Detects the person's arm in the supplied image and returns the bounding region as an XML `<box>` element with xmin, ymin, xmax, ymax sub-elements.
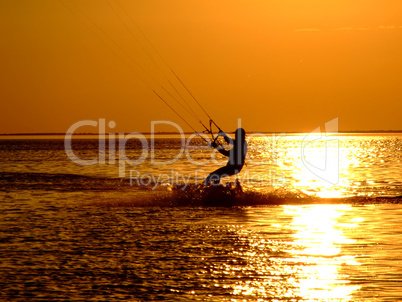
<box><xmin>211</xmin><ymin>141</ymin><xmax>230</xmax><ymax>157</ymax></box>
<box><xmin>218</xmin><ymin>130</ymin><xmax>234</xmax><ymax>145</ymax></box>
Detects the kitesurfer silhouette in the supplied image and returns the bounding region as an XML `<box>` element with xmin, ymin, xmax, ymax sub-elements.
<box><xmin>203</xmin><ymin>128</ymin><xmax>247</xmax><ymax>185</ymax></box>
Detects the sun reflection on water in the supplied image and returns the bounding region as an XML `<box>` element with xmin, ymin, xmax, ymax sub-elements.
<box><xmin>275</xmin><ymin>136</ymin><xmax>356</xmax><ymax>198</ymax></box>
<box><xmin>247</xmin><ymin>135</ymin><xmax>397</xmax><ymax>198</ymax></box>
<box><xmin>225</xmin><ymin>206</ymin><xmax>362</xmax><ymax>301</ymax></box>
<box><xmin>284</xmin><ymin>205</ymin><xmax>361</xmax><ymax>300</ymax></box>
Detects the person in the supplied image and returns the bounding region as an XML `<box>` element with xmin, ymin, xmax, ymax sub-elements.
<box><xmin>203</xmin><ymin>128</ymin><xmax>247</xmax><ymax>185</ymax></box>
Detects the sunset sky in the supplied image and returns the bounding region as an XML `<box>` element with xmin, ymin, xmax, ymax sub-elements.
<box><xmin>1</xmin><ymin>0</ymin><xmax>401</xmax><ymax>134</ymax></box>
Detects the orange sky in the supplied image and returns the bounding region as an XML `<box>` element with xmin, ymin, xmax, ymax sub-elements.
<box><xmin>1</xmin><ymin>0</ymin><xmax>401</xmax><ymax>134</ymax></box>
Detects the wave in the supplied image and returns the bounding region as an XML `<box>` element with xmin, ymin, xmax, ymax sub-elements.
<box><xmin>0</xmin><ymin>172</ymin><xmax>136</xmax><ymax>192</ymax></box>
<box><xmin>2</xmin><ymin>172</ymin><xmax>401</xmax><ymax>206</ymax></box>
<box><xmin>91</xmin><ymin>183</ymin><xmax>402</xmax><ymax>207</ymax></box>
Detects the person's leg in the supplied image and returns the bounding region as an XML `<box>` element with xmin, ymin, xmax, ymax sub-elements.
<box><xmin>203</xmin><ymin>166</ymin><xmax>238</xmax><ymax>185</ymax></box>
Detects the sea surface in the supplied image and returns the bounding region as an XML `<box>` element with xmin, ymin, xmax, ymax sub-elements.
<box><xmin>1</xmin><ymin>133</ymin><xmax>402</xmax><ymax>301</ymax></box>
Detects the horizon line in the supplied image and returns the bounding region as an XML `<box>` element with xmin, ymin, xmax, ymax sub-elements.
<box><xmin>1</xmin><ymin>130</ymin><xmax>402</xmax><ymax>136</ymax></box>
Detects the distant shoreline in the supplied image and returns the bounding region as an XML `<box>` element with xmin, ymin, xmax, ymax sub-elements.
<box><xmin>1</xmin><ymin>130</ymin><xmax>402</xmax><ymax>136</ymax></box>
